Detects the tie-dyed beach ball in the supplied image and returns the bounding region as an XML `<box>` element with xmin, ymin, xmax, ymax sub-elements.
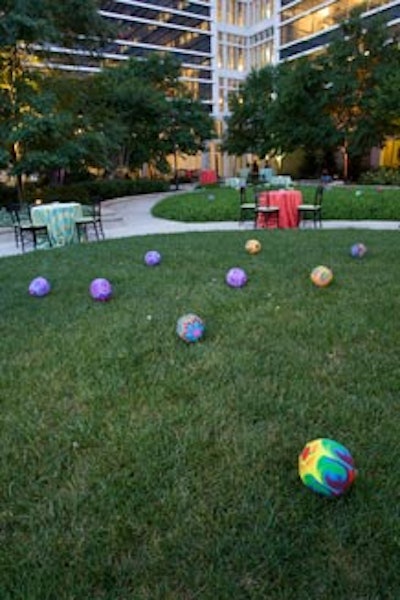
<box><xmin>310</xmin><ymin>265</ymin><xmax>333</xmax><ymax>287</ymax></box>
<box><xmin>176</xmin><ymin>313</ymin><xmax>205</xmax><ymax>343</ymax></box>
<box><xmin>298</xmin><ymin>438</ymin><xmax>356</xmax><ymax>498</ymax></box>
<box><xmin>350</xmin><ymin>243</ymin><xmax>367</xmax><ymax>258</ymax></box>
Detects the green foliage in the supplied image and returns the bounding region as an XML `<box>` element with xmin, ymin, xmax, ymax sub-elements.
<box><xmin>318</xmin><ymin>10</ymin><xmax>399</xmax><ymax>174</ymax></box>
<box><xmin>92</xmin><ymin>55</ymin><xmax>215</xmax><ymax>174</ymax></box>
<box><xmin>359</xmin><ymin>168</ymin><xmax>400</xmax><ymax>186</ymax></box>
<box><xmin>0</xmin><ymin>0</ymin><xmax>112</xmax><ymax>199</ymax></box>
<box><xmin>224</xmin><ymin>66</ymin><xmax>276</xmax><ymax>156</ymax></box>
<box><xmin>0</xmin><ymin>231</ymin><xmax>399</xmax><ymax>598</ymax></box>
<box><xmin>0</xmin><ymin>178</ymin><xmax>170</xmax><ymax>207</ymax></box>
<box><xmin>224</xmin><ymin>11</ymin><xmax>400</xmax><ymax>178</ymax></box>
<box><xmin>152</xmin><ymin>185</ymin><xmax>400</xmax><ymax>222</ymax></box>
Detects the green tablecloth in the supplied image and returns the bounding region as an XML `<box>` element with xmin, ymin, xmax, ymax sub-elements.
<box><xmin>31</xmin><ymin>202</ymin><xmax>83</xmax><ymax>247</ymax></box>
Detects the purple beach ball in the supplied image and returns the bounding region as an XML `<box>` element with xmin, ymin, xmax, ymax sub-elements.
<box><xmin>144</xmin><ymin>250</ymin><xmax>162</xmax><ymax>266</ymax></box>
<box><xmin>29</xmin><ymin>276</ymin><xmax>51</xmax><ymax>297</ymax></box>
<box><xmin>225</xmin><ymin>267</ymin><xmax>248</xmax><ymax>288</ymax></box>
<box><xmin>89</xmin><ymin>278</ymin><xmax>113</xmax><ymax>301</ymax></box>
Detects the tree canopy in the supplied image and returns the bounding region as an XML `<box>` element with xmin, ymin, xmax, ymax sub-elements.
<box><xmin>0</xmin><ymin>0</ymin><xmax>110</xmax><ymax>197</ymax></box>
<box><xmin>89</xmin><ymin>54</ymin><xmax>215</xmax><ymax>175</ymax></box>
<box><xmin>223</xmin><ymin>10</ymin><xmax>400</xmax><ymax>178</ymax></box>
<box><xmin>0</xmin><ymin>3</ymin><xmax>215</xmax><ymax>196</ymax></box>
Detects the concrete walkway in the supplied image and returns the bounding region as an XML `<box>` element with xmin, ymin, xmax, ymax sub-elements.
<box><xmin>1</xmin><ymin>190</ymin><xmax>398</xmax><ymax>259</ymax></box>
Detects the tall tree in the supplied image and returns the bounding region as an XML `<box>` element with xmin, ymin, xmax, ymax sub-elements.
<box><xmin>317</xmin><ymin>10</ymin><xmax>400</xmax><ymax>178</ymax></box>
<box><xmin>0</xmin><ymin>0</ymin><xmax>110</xmax><ymax>198</ymax></box>
<box><xmin>223</xmin><ymin>66</ymin><xmax>276</xmax><ymax>157</ymax></box>
<box><xmin>223</xmin><ymin>11</ymin><xmax>399</xmax><ymax>179</ymax></box>
<box><xmin>91</xmin><ymin>55</ymin><xmax>215</xmax><ymax>177</ymax></box>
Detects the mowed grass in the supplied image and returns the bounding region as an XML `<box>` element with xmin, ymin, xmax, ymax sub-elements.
<box><xmin>152</xmin><ymin>184</ymin><xmax>400</xmax><ymax>222</ymax></box>
<box><xmin>1</xmin><ymin>230</ymin><xmax>400</xmax><ymax>600</ymax></box>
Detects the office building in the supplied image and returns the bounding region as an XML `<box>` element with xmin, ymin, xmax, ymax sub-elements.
<box><xmin>44</xmin><ymin>1</ymin><xmax>400</xmax><ymax>173</ymax></box>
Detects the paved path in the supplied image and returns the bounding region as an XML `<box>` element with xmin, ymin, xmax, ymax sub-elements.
<box><xmin>1</xmin><ymin>190</ymin><xmax>398</xmax><ymax>259</ymax></box>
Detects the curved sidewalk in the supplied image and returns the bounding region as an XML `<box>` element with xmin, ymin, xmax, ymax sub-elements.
<box><xmin>0</xmin><ymin>191</ymin><xmax>398</xmax><ymax>258</ymax></box>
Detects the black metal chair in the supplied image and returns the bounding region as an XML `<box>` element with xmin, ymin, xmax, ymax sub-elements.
<box><xmin>239</xmin><ymin>184</ymin><xmax>257</xmax><ymax>225</ymax></box>
<box><xmin>75</xmin><ymin>196</ymin><xmax>105</xmax><ymax>241</ymax></box>
<box><xmin>8</xmin><ymin>203</ymin><xmax>51</xmax><ymax>252</ymax></box>
<box><xmin>254</xmin><ymin>189</ymin><xmax>280</xmax><ymax>229</ymax></box>
<box><xmin>297</xmin><ymin>184</ymin><xmax>324</xmax><ymax>228</ymax></box>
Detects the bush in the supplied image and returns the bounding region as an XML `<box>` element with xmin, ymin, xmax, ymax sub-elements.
<box><xmin>359</xmin><ymin>167</ymin><xmax>400</xmax><ymax>186</ymax></box>
<box><xmin>0</xmin><ymin>178</ymin><xmax>170</xmax><ymax>207</ymax></box>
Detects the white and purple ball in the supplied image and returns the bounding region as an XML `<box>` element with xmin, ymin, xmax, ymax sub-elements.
<box><xmin>225</xmin><ymin>267</ymin><xmax>248</xmax><ymax>288</ymax></box>
<box><xmin>89</xmin><ymin>278</ymin><xmax>113</xmax><ymax>302</ymax></box>
<box><xmin>176</xmin><ymin>314</ymin><xmax>205</xmax><ymax>343</ymax></box>
<box><xmin>350</xmin><ymin>243</ymin><xmax>367</xmax><ymax>259</ymax></box>
<box><xmin>29</xmin><ymin>276</ymin><xmax>51</xmax><ymax>297</ymax></box>
<box><xmin>144</xmin><ymin>250</ymin><xmax>162</xmax><ymax>266</ymax></box>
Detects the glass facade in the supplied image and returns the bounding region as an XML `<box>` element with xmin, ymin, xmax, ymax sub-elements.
<box><xmin>279</xmin><ymin>0</ymin><xmax>400</xmax><ymax>60</ymax></box>
<box><xmin>42</xmin><ymin>0</ymin><xmax>398</xmax><ymax>118</ymax></box>
<box><xmin>44</xmin><ymin>1</ymin><xmax>213</xmax><ymax>106</ymax></box>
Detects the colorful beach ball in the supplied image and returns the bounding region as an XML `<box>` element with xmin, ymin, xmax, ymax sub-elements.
<box><xmin>350</xmin><ymin>243</ymin><xmax>367</xmax><ymax>259</ymax></box>
<box><xmin>226</xmin><ymin>267</ymin><xmax>248</xmax><ymax>288</ymax></box>
<box><xmin>144</xmin><ymin>250</ymin><xmax>162</xmax><ymax>266</ymax></box>
<box><xmin>29</xmin><ymin>276</ymin><xmax>51</xmax><ymax>297</ymax></box>
<box><xmin>298</xmin><ymin>438</ymin><xmax>356</xmax><ymax>498</ymax></box>
<box><xmin>89</xmin><ymin>278</ymin><xmax>113</xmax><ymax>301</ymax></box>
<box><xmin>245</xmin><ymin>239</ymin><xmax>262</xmax><ymax>255</ymax></box>
<box><xmin>310</xmin><ymin>265</ymin><xmax>333</xmax><ymax>288</ymax></box>
<box><xmin>176</xmin><ymin>313</ymin><xmax>205</xmax><ymax>343</ymax></box>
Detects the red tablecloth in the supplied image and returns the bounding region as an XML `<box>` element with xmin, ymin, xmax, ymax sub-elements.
<box><xmin>257</xmin><ymin>190</ymin><xmax>302</xmax><ymax>228</ymax></box>
<box><xmin>199</xmin><ymin>170</ymin><xmax>217</xmax><ymax>185</ymax></box>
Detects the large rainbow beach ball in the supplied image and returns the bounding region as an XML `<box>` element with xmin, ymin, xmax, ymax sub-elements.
<box><xmin>144</xmin><ymin>250</ymin><xmax>162</xmax><ymax>266</ymax></box>
<box><xmin>29</xmin><ymin>276</ymin><xmax>51</xmax><ymax>297</ymax></box>
<box><xmin>310</xmin><ymin>265</ymin><xmax>333</xmax><ymax>288</ymax></box>
<box><xmin>350</xmin><ymin>243</ymin><xmax>367</xmax><ymax>259</ymax></box>
<box><xmin>298</xmin><ymin>438</ymin><xmax>356</xmax><ymax>498</ymax></box>
<box><xmin>176</xmin><ymin>313</ymin><xmax>205</xmax><ymax>343</ymax></box>
<box><xmin>89</xmin><ymin>278</ymin><xmax>113</xmax><ymax>301</ymax></box>
<box><xmin>226</xmin><ymin>267</ymin><xmax>248</xmax><ymax>288</ymax></box>
<box><xmin>245</xmin><ymin>239</ymin><xmax>262</xmax><ymax>255</ymax></box>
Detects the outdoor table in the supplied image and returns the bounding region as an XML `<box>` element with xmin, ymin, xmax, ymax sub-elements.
<box><xmin>199</xmin><ymin>170</ymin><xmax>217</xmax><ymax>185</ymax></box>
<box><xmin>257</xmin><ymin>190</ymin><xmax>302</xmax><ymax>228</ymax></box>
<box><xmin>31</xmin><ymin>202</ymin><xmax>83</xmax><ymax>247</ymax></box>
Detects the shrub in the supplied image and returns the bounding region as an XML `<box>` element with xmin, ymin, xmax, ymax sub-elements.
<box><xmin>359</xmin><ymin>167</ymin><xmax>400</xmax><ymax>186</ymax></box>
<box><xmin>0</xmin><ymin>178</ymin><xmax>170</xmax><ymax>207</ymax></box>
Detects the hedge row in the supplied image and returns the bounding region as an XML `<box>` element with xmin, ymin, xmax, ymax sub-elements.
<box><xmin>359</xmin><ymin>168</ymin><xmax>400</xmax><ymax>186</ymax></box>
<box><xmin>0</xmin><ymin>178</ymin><xmax>170</xmax><ymax>206</ymax></box>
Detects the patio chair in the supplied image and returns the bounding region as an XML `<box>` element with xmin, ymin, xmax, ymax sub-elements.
<box><xmin>297</xmin><ymin>184</ymin><xmax>324</xmax><ymax>228</ymax></box>
<box><xmin>8</xmin><ymin>203</ymin><xmax>51</xmax><ymax>252</ymax></box>
<box><xmin>254</xmin><ymin>189</ymin><xmax>280</xmax><ymax>229</ymax></box>
<box><xmin>75</xmin><ymin>196</ymin><xmax>105</xmax><ymax>241</ymax></box>
<box><xmin>239</xmin><ymin>184</ymin><xmax>257</xmax><ymax>225</ymax></box>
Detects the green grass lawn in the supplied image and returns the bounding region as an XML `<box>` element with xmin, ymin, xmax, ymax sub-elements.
<box><xmin>1</xmin><ymin>230</ymin><xmax>400</xmax><ymax>600</ymax></box>
<box><xmin>152</xmin><ymin>184</ymin><xmax>400</xmax><ymax>222</ymax></box>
